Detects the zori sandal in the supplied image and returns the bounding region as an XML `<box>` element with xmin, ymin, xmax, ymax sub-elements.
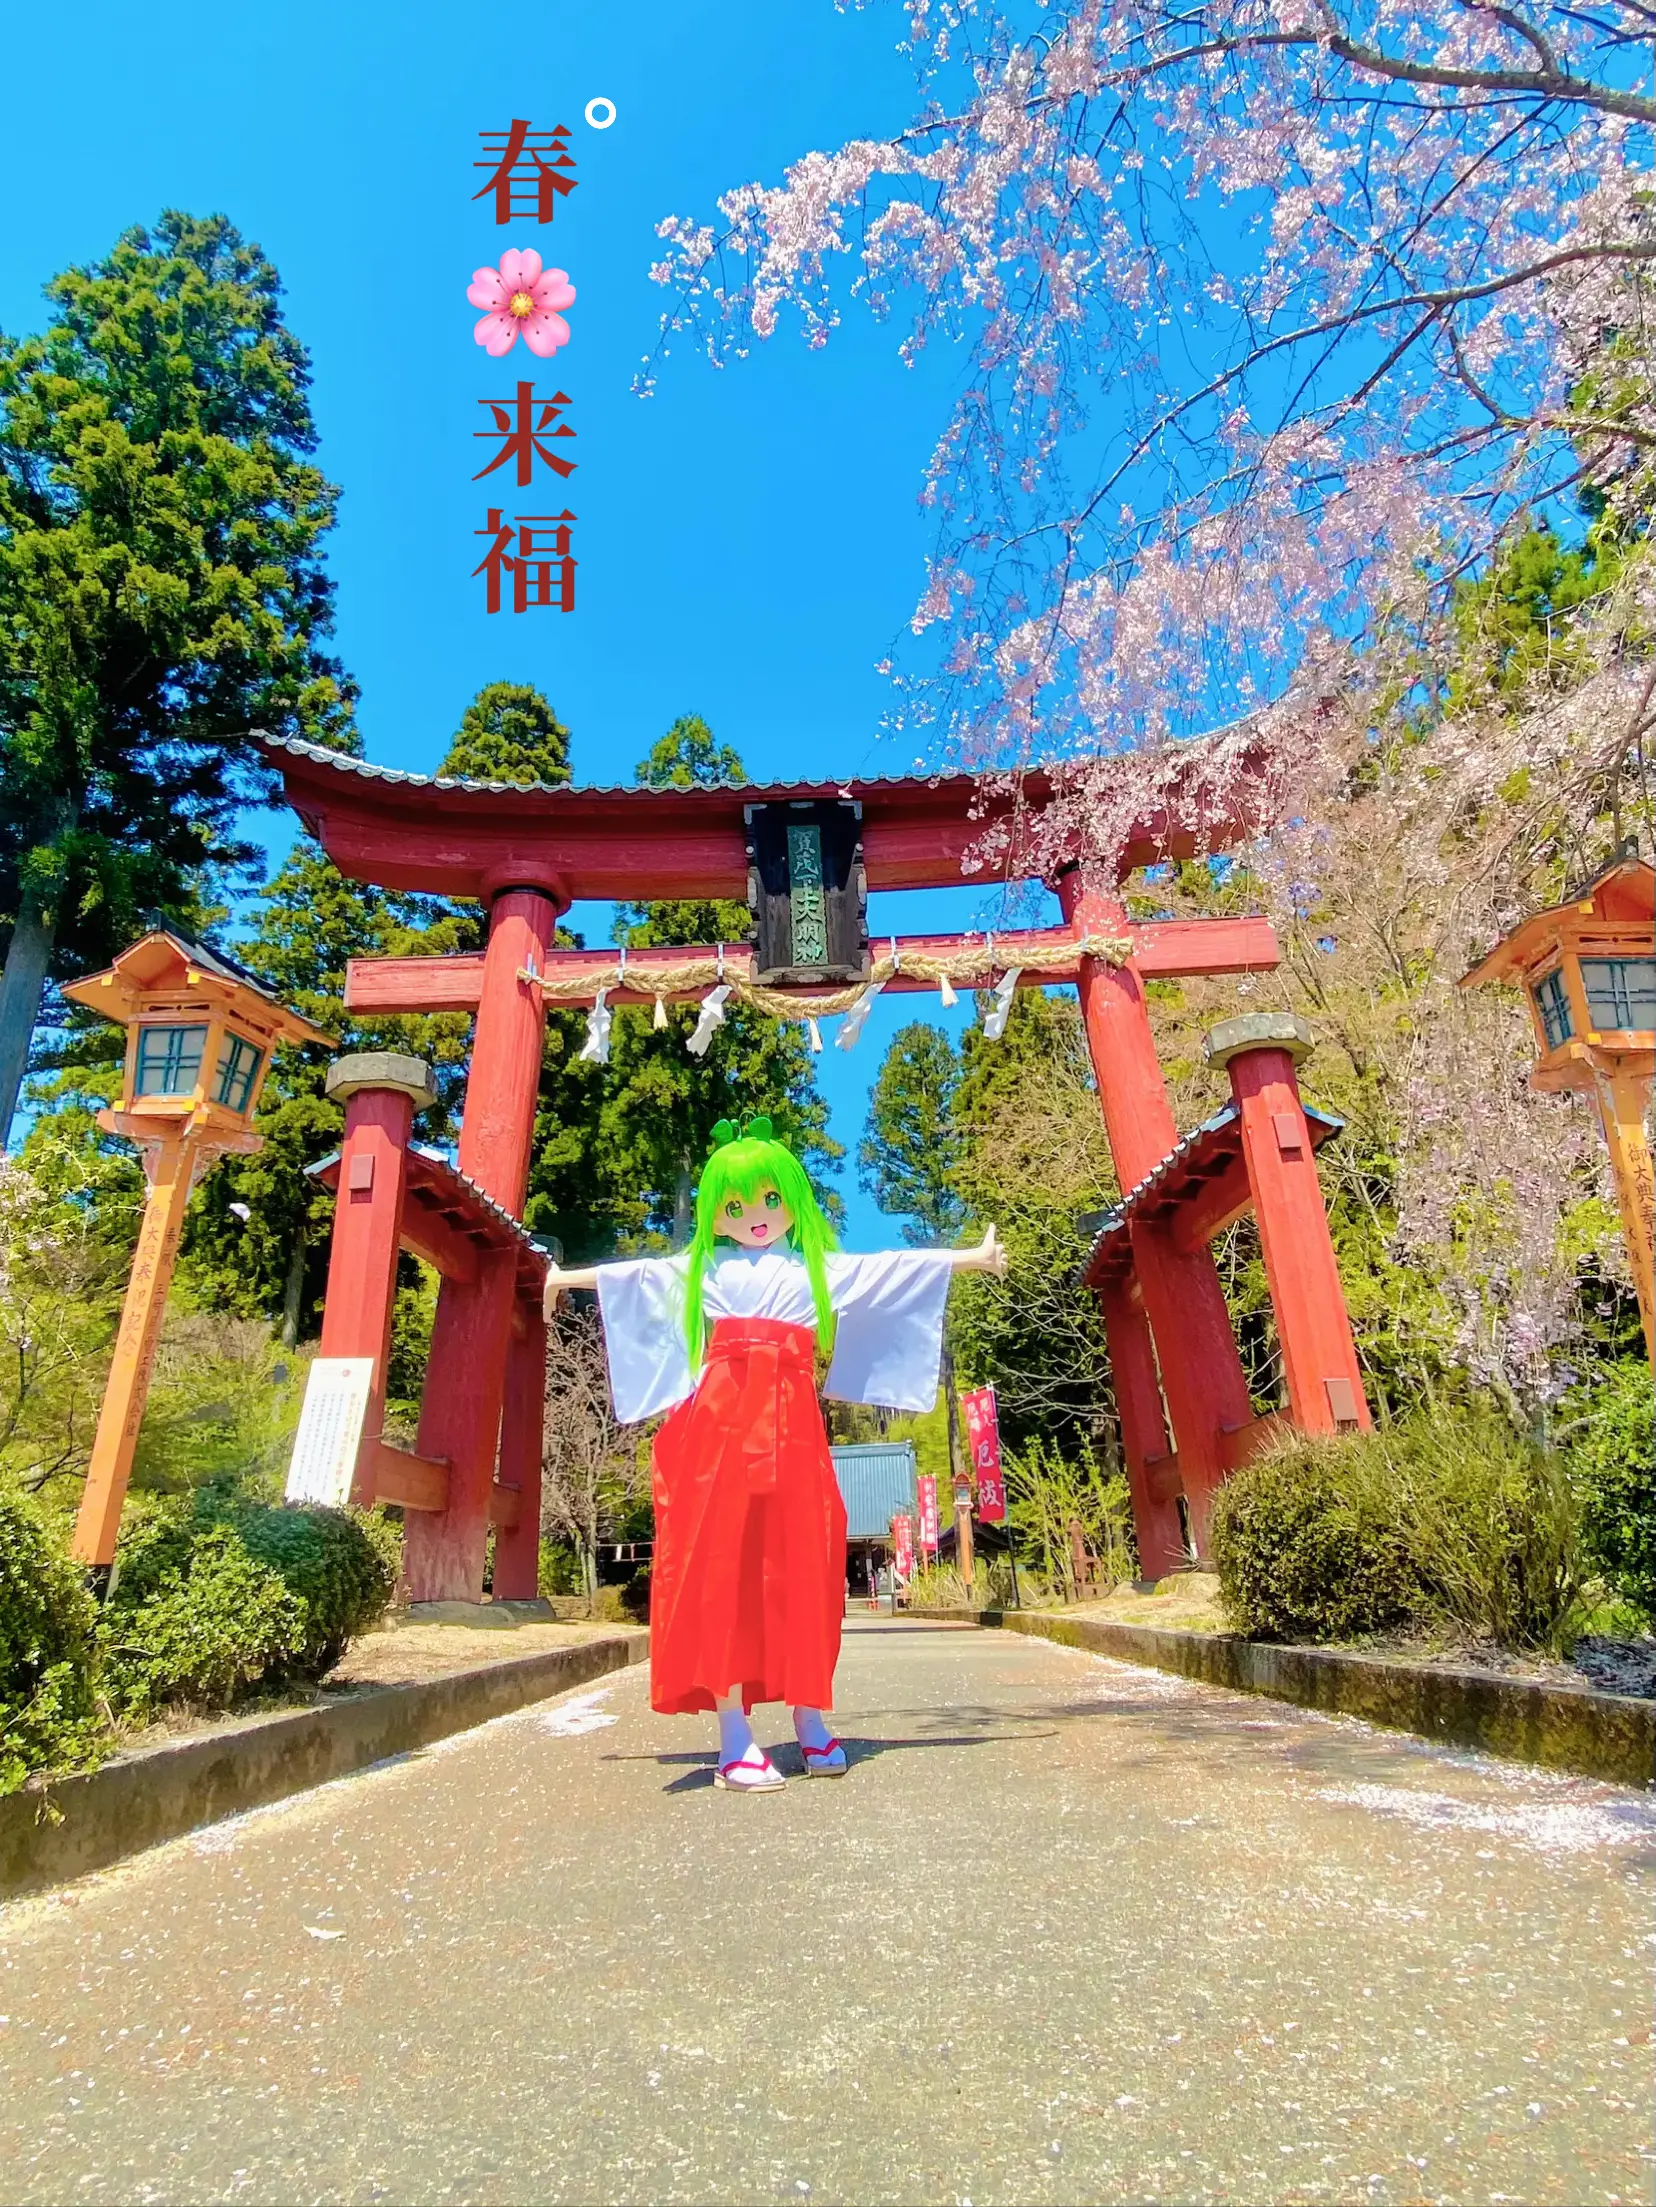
<box><xmin>713</xmin><ymin>1754</ymin><xmax>787</xmax><ymax>1792</ymax></box>
<box><xmin>800</xmin><ymin>1738</ymin><xmax>848</xmax><ymax>1777</ymax></box>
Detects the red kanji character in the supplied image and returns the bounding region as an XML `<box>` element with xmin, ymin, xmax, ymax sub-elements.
<box><xmin>474</xmin><ymin>120</ymin><xmax>577</xmax><ymax>224</ymax></box>
<box><xmin>473</xmin><ymin>508</ymin><xmax>577</xmax><ymax>614</ymax></box>
<box><xmin>474</xmin><ymin>382</ymin><xmax>577</xmax><ymax>486</ymax></box>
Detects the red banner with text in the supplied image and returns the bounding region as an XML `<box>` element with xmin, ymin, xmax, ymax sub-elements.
<box><xmin>962</xmin><ymin>1386</ymin><xmax>1006</xmax><ymax>1522</ymax></box>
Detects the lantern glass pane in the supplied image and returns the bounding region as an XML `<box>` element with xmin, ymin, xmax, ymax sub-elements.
<box><xmin>1532</xmin><ymin>969</ymin><xmax>1573</xmax><ymax>1050</ymax></box>
<box><xmin>213</xmin><ymin>1032</ymin><xmax>263</xmax><ymax>1113</ymax></box>
<box><xmin>134</xmin><ymin>1023</ymin><xmax>208</xmax><ymax>1097</ymax></box>
<box><xmin>1581</xmin><ymin>957</ymin><xmax>1656</xmax><ymax>1032</ymax></box>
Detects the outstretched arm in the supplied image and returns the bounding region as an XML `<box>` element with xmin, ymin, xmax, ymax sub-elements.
<box><xmin>542</xmin><ymin>1260</ymin><xmax>602</xmax><ymax>1319</ymax></box>
<box><xmin>945</xmin><ymin>1224</ymin><xmax>1008</xmax><ymax>1276</ymax></box>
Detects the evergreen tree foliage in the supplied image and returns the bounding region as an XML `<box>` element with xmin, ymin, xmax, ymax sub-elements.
<box><xmin>441</xmin><ymin>682</ymin><xmax>571</xmax><ymax>787</ymax></box>
<box><xmin>0</xmin><ymin>211</ymin><xmax>357</xmax><ymax>1144</ymax></box>
<box><xmin>633</xmin><ymin>713</ymin><xmax>743</xmax><ymax>791</ymax></box>
<box><xmin>857</xmin><ymin>1022</ymin><xmax>964</xmax><ymax>1245</ymax></box>
<box><xmin>1448</xmin><ymin>518</ymin><xmax>1633</xmax><ymax>712</ymax></box>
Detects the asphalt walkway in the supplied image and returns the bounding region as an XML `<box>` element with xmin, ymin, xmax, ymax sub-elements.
<box><xmin>2</xmin><ymin>1618</ymin><xmax>1651</xmax><ymax>2204</ymax></box>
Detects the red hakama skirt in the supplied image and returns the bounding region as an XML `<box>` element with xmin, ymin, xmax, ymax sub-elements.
<box><xmin>648</xmin><ymin>1316</ymin><xmax>848</xmax><ymax>1715</ymax></box>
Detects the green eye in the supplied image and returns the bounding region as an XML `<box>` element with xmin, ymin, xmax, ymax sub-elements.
<box><xmin>765</xmin><ymin>1191</ymin><xmax>782</xmax><ymax>1210</ymax></box>
<box><xmin>725</xmin><ymin>1200</ymin><xmax>743</xmax><ymax>1220</ymax></box>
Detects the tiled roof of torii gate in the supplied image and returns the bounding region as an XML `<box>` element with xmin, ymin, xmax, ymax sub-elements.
<box><xmin>256</xmin><ymin>732</ymin><xmax>1264</xmax><ymax>903</ymax></box>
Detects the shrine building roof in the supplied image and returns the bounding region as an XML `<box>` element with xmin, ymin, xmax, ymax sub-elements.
<box><xmin>258</xmin><ymin>732</ymin><xmax>1259</xmax><ymax>904</ymax></box>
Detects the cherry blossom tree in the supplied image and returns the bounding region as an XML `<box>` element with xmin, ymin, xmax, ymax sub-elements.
<box><xmin>645</xmin><ymin>0</ymin><xmax>1654</xmax><ymax>874</ymax></box>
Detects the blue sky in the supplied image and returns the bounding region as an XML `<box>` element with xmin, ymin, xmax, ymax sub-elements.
<box><xmin>0</xmin><ymin>0</ymin><xmax>1059</xmax><ymax>1237</ymax></box>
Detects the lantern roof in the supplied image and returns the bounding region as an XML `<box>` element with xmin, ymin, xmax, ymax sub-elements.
<box><xmin>1460</xmin><ymin>856</ymin><xmax>1655</xmax><ymax>990</ymax></box>
<box><xmin>61</xmin><ymin>925</ymin><xmax>332</xmax><ymax>1048</ymax></box>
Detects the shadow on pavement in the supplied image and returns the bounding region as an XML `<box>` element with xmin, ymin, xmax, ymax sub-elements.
<box><xmin>604</xmin><ymin>1725</ymin><xmax>1057</xmax><ymax>1792</ymax></box>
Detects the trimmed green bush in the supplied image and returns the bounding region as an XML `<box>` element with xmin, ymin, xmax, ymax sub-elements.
<box><xmin>102</xmin><ymin>1495</ymin><xmax>401</xmax><ymax>1718</ymax></box>
<box><xmin>100</xmin><ymin>1520</ymin><xmax>305</xmax><ymax>1720</ymax></box>
<box><xmin>1211</xmin><ymin>1410</ymin><xmax>1585</xmax><ymax>1650</ymax></box>
<box><xmin>228</xmin><ymin>1503</ymin><xmax>400</xmax><ymax>1678</ymax></box>
<box><xmin>0</xmin><ymin>1487</ymin><xmax>105</xmax><ymax>1794</ymax></box>
<box><xmin>1210</xmin><ymin>1433</ymin><xmax>1418</xmax><ymax>1642</ymax></box>
<box><xmin>1385</xmin><ymin>1409</ymin><xmax>1582</xmax><ymax>1649</ymax></box>
<box><xmin>1569</xmin><ymin>1359</ymin><xmax>1655</xmax><ymax>1626</ymax></box>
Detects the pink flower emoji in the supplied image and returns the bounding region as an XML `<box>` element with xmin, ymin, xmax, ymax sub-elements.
<box><xmin>467</xmin><ymin>249</ymin><xmax>575</xmax><ymax>358</ymax></box>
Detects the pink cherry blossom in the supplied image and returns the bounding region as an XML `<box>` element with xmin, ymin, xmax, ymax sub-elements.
<box><xmin>467</xmin><ymin>249</ymin><xmax>575</xmax><ymax>358</ymax></box>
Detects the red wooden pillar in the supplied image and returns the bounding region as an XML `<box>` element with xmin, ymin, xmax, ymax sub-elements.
<box><xmin>458</xmin><ymin>876</ymin><xmax>565</xmax><ymax>1212</ymax></box>
<box><xmin>1206</xmin><ymin>1014</ymin><xmax>1371</xmax><ymax>1434</ymax></box>
<box><xmin>407</xmin><ymin>1246</ymin><xmax>518</xmax><ymax>1599</ymax></box>
<box><xmin>1058</xmin><ymin>869</ymin><xmax>1254</xmax><ymax>1557</ymax></box>
<box><xmin>1096</xmin><ymin>1268</ymin><xmax>1186</xmax><ymax>1579</ymax></box>
<box><xmin>491</xmin><ymin>1305</ymin><xmax>547</xmax><ymax>1600</ymax></box>
<box><xmin>404</xmin><ymin>875</ymin><xmax>562</xmax><ymax>1603</ymax></box>
<box><xmin>316</xmin><ymin>1054</ymin><xmax>436</xmax><ymax>1505</ymax></box>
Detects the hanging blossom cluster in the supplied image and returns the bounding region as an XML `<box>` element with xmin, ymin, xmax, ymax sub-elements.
<box><xmin>642</xmin><ymin>0</ymin><xmax>1655</xmax><ymax>870</ymax></box>
<box><xmin>1391</xmin><ymin>986</ymin><xmax>1616</xmax><ymax>1403</ymax></box>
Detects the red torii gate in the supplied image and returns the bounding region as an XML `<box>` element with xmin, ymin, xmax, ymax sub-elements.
<box><xmin>265</xmin><ymin>734</ymin><xmax>1369</xmax><ymax>1603</ymax></box>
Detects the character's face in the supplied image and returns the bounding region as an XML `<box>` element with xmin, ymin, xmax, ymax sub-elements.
<box><xmin>717</xmin><ymin>1183</ymin><xmax>794</xmax><ymax>1247</ymax></box>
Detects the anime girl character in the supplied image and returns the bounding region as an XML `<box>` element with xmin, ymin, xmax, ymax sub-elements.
<box><xmin>539</xmin><ymin>1117</ymin><xmax>1006</xmax><ymax>1791</ymax></box>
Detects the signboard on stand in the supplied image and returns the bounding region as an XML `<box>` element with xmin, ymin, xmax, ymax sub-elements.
<box><xmin>962</xmin><ymin>1385</ymin><xmax>1007</xmax><ymax>1522</ymax></box>
<box><xmin>286</xmin><ymin>1358</ymin><xmax>375</xmax><ymax>1508</ymax></box>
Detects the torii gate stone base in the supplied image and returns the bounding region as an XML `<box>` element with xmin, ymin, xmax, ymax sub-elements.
<box><xmin>268</xmin><ymin>735</ymin><xmax>1371</xmax><ymax>1603</ymax></box>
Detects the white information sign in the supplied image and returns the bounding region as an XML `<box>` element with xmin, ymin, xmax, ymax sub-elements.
<box><xmin>285</xmin><ymin>1357</ymin><xmax>375</xmax><ymax>1508</ymax></box>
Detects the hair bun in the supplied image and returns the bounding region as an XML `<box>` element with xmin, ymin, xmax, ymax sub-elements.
<box><xmin>741</xmin><ymin>1115</ymin><xmax>775</xmax><ymax>1143</ymax></box>
<box><xmin>707</xmin><ymin>1119</ymin><xmax>738</xmax><ymax>1152</ymax></box>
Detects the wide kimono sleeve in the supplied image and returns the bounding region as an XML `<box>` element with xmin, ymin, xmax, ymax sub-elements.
<box><xmin>823</xmin><ymin>1249</ymin><xmax>955</xmax><ymax>1412</ymax></box>
<box><xmin>593</xmin><ymin>1255</ymin><xmax>694</xmax><ymax>1423</ymax></box>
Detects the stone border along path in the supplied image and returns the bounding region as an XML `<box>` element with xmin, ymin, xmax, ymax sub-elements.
<box><xmin>0</xmin><ymin>1630</ymin><xmax>647</xmax><ymax>1899</ymax></box>
<box><xmin>919</xmin><ymin>1608</ymin><xmax>1656</xmax><ymax>1788</ymax></box>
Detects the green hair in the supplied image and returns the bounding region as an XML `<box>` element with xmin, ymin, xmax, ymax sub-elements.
<box><xmin>684</xmin><ymin>1133</ymin><xmax>837</xmax><ymax>1370</ymax></box>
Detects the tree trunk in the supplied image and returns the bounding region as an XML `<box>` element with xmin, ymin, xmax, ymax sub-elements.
<box><xmin>0</xmin><ymin>893</ymin><xmax>56</xmax><ymax>1154</ymax></box>
<box><xmin>673</xmin><ymin>1162</ymin><xmax>694</xmax><ymax>1248</ymax></box>
<box><xmin>279</xmin><ymin>1228</ymin><xmax>306</xmax><ymax>1348</ymax></box>
<box><xmin>582</xmin><ymin>1534</ymin><xmax>598</xmax><ymax>1615</ymax></box>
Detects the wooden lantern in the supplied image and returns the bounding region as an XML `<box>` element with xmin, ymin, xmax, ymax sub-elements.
<box><xmin>60</xmin><ymin>929</ymin><xmax>330</xmax><ymax>1567</ymax></box>
<box><xmin>1461</xmin><ymin>856</ymin><xmax>1655</xmax><ymax>1358</ymax></box>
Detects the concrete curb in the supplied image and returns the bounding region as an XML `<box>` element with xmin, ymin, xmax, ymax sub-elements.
<box><xmin>913</xmin><ymin>1609</ymin><xmax>1655</xmax><ymax>1788</ymax></box>
<box><xmin>2</xmin><ymin>1632</ymin><xmax>648</xmax><ymax>1900</ymax></box>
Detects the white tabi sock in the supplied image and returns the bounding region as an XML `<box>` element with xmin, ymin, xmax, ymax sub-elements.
<box><xmin>715</xmin><ymin>1692</ymin><xmax>762</xmax><ymax>1769</ymax></box>
<box><xmin>792</xmin><ymin>1705</ymin><xmax>833</xmax><ymax>1753</ymax></box>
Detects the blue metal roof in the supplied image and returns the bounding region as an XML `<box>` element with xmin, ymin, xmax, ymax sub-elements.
<box><xmin>831</xmin><ymin>1442</ymin><xmax>918</xmax><ymax>1540</ymax></box>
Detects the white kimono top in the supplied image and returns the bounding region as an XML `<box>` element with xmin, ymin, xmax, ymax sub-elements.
<box><xmin>594</xmin><ymin>1246</ymin><xmax>955</xmax><ymax>1424</ymax></box>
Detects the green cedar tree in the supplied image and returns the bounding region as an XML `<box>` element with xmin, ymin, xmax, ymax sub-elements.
<box><xmin>857</xmin><ymin>1021</ymin><xmax>965</xmax><ymax>1245</ymax></box>
<box><xmin>0</xmin><ymin>212</ymin><xmax>357</xmax><ymax>1145</ymax></box>
<box><xmin>441</xmin><ymin>683</ymin><xmax>572</xmax><ymax>787</ymax></box>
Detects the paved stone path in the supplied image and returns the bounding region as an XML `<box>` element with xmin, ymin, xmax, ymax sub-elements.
<box><xmin>3</xmin><ymin>1619</ymin><xmax>1652</xmax><ymax>2205</ymax></box>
